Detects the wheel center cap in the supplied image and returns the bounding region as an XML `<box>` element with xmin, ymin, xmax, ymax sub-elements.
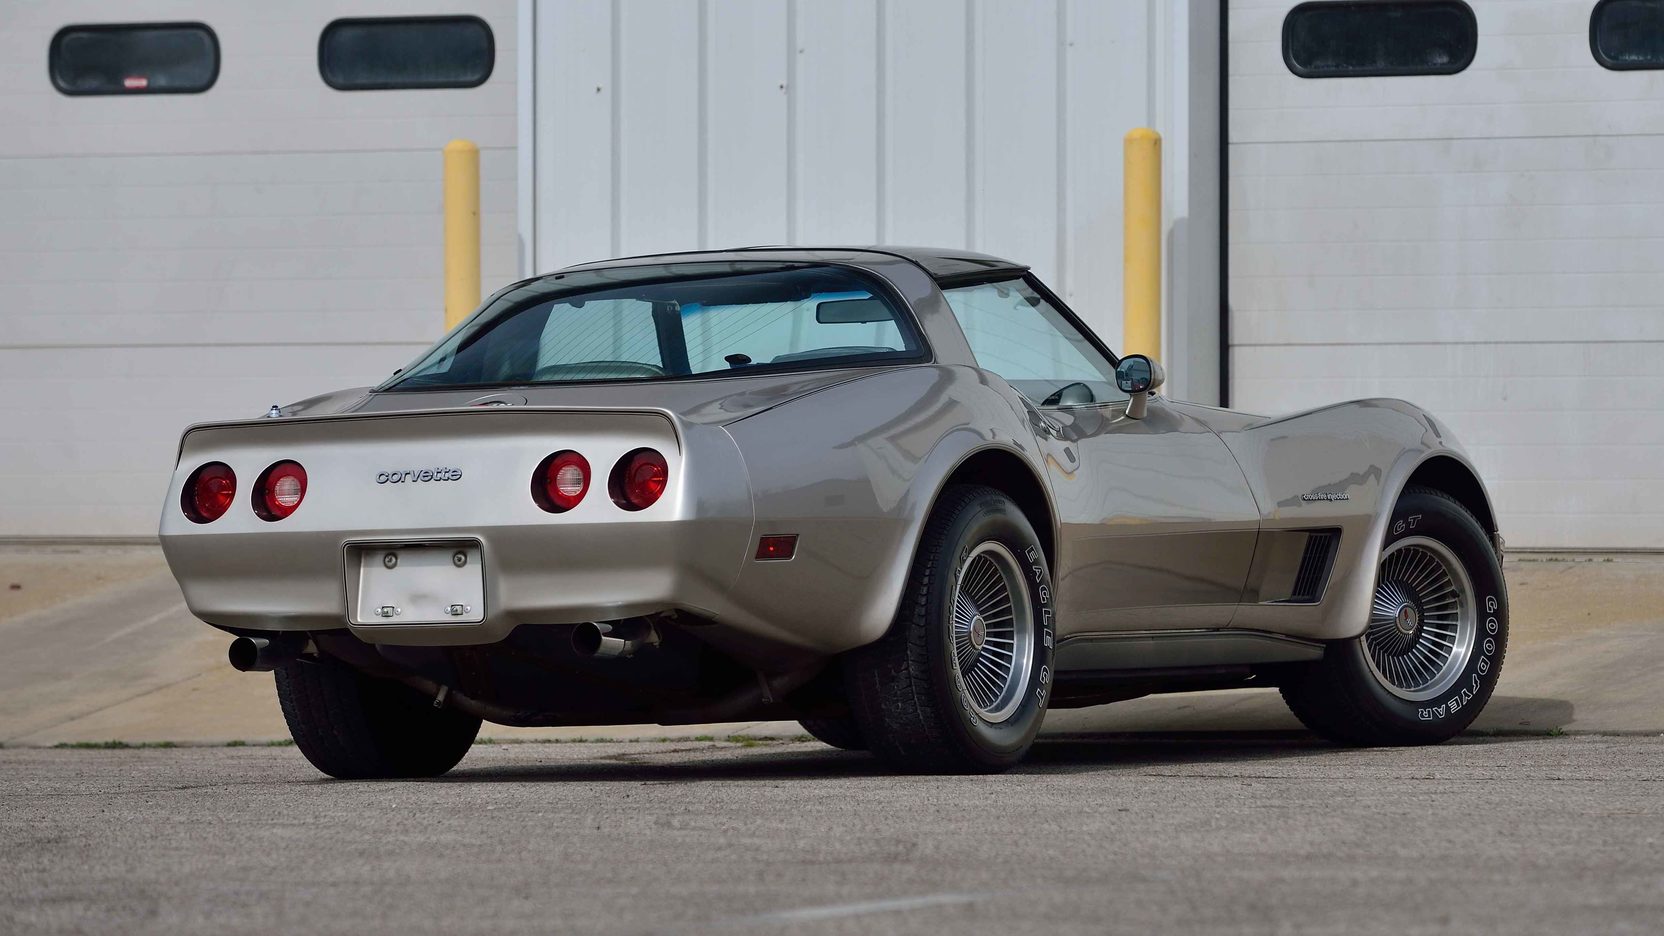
<box><xmin>969</xmin><ymin>615</ymin><xmax>987</xmax><ymax>651</ymax></box>
<box><xmin>1395</xmin><ymin>603</ymin><xmax>1420</xmax><ymax>635</ymax></box>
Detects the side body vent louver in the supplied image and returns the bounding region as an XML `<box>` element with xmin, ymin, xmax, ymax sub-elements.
<box><xmin>1288</xmin><ymin>530</ymin><xmax>1338</xmax><ymax>604</ymax></box>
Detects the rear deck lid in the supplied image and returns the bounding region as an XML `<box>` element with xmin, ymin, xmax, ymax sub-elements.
<box><xmin>160</xmin><ymin>408</ymin><xmax>684</xmax><ymax>537</ymax></box>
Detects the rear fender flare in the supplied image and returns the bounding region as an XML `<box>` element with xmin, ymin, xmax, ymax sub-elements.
<box><xmin>855</xmin><ymin>433</ymin><xmax>1054</xmax><ymax>647</ymax></box>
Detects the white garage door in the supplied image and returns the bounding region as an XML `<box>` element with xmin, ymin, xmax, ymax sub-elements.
<box><xmin>523</xmin><ymin>0</ymin><xmax>1222</xmax><ymax>400</ymax></box>
<box><xmin>0</xmin><ymin>1</ymin><xmax>518</xmax><ymax>539</ymax></box>
<box><xmin>1228</xmin><ymin>0</ymin><xmax>1664</xmax><ymax>548</ymax></box>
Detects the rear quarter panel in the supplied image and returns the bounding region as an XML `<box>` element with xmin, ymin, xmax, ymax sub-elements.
<box><xmin>721</xmin><ymin>365</ymin><xmax>1049</xmax><ymax>653</ymax></box>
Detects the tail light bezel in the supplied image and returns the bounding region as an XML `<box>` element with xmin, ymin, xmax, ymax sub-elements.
<box><xmin>610</xmin><ymin>448</ymin><xmax>669</xmax><ymax>511</ymax></box>
<box><xmin>253</xmin><ymin>460</ymin><xmax>308</xmax><ymax>522</ymax></box>
<box><xmin>181</xmin><ymin>462</ymin><xmax>237</xmax><ymax>524</ymax></box>
<box><xmin>532</xmin><ymin>450</ymin><xmax>591</xmax><ymax>513</ymax></box>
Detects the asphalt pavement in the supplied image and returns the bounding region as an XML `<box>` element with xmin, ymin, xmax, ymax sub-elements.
<box><xmin>4</xmin><ymin>546</ymin><xmax>1662</xmax><ymax>934</ymax></box>
<box><xmin>4</xmin><ymin>735</ymin><xmax>1662</xmax><ymax>935</ymax></box>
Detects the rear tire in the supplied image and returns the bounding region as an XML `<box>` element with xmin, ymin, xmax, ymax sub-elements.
<box><xmin>798</xmin><ymin>717</ymin><xmax>867</xmax><ymax>751</ymax></box>
<box><xmin>1281</xmin><ymin>485</ymin><xmax>1508</xmax><ymax>745</ymax></box>
<box><xmin>846</xmin><ymin>485</ymin><xmax>1055</xmax><ymax>773</ymax></box>
<box><xmin>275</xmin><ymin>658</ymin><xmax>481</xmax><ymax>779</ymax></box>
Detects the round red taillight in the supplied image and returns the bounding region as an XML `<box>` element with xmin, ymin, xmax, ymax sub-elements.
<box><xmin>182</xmin><ymin>462</ymin><xmax>236</xmax><ymax>524</ymax></box>
<box><xmin>254</xmin><ymin>461</ymin><xmax>307</xmax><ymax>521</ymax></box>
<box><xmin>611</xmin><ymin>448</ymin><xmax>668</xmax><ymax>511</ymax></box>
<box><xmin>532</xmin><ymin>451</ymin><xmax>590</xmax><ymax>513</ymax></box>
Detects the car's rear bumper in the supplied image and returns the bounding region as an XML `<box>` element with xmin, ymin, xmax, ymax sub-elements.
<box><xmin>159</xmin><ymin>408</ymin><xmax>758</xmax><ymax>647</ymax></box>
<box><xmin>162</xmin><ymin>514</ymin><xmax>753</xmax><ymax>646</ymax></box>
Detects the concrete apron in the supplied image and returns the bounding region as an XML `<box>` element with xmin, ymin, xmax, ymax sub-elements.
<box><xmin>1</xmin><ymin>546</ymin><xmax>1660</xmax><ymax>746</ymax></box>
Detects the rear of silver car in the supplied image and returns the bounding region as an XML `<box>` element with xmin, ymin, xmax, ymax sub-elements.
<box><xmin>158</xmin><ymin>406</ymin><xmax>755</xmax><ymax>648</ymax></box>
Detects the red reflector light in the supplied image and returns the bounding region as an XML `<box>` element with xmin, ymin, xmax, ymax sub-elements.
<box><xmin>611</xmin><ymin>448</ymin><xmax>668</xmax><ymax>511</ymax></box>
<box><xmin>254</xmin><ymin>461</ymin><xmax>307</xmax><ymax>521</ymax></box>
<box><xmin>755</xmin><ymin>534</ymin><xmax>798</xmax><ymax>561</ymax></box>
<box><xmin>533</xmin><ymin>451</ymin><xmax>590</xmax><ymax>513</ymax></box>
<box><xmin>182</xmin><ymin>462</ymin><xmax>236</xmax><ymax>524</ymax></box>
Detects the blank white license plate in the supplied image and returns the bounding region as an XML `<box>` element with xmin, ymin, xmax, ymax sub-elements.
<box><xmin>351</xmin><ymin>544</ymin><xmax>485</xmax><ymax>625</ymax></box>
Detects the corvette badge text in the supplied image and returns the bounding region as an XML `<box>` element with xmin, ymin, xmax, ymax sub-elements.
<box><xmin>376</xmin><ymin>468</ymin><xmax>464</xmax><ymax>484</ymax></box>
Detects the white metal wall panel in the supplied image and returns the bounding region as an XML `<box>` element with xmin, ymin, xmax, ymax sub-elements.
<box><xmin>528</xmin><ymin>0</ymin><xmax>1221</xmax><ymax>400</ymax></box>
<box><xmin>531</xmin><ymin>0</ymin><xmax>612</xmax><ymax>268</ymax></box>
<box><xmin>972</xmin><ymin>3</ymin><xmax>1061</xmax><ymax>279</ymax></box>
<box><xmin>1229</xmin><ymin>0</ymin><xmax>1664</xmax><ymax>548</ymax></box>
<box><xmin>707</xmin><ymin>0</ymin><xmax>791</xmax><ymax>248</ymax></box>
<box><xmin>1063</xmin><ymin>0</ymin><xmax>1153</xmax><ymax>350</ymax></box>
<box><xmin>793</xmin><ymin>1</ymin><xmax>880</xmax><ymax>245</ymax></box>
<box><xmin>0</xmin><ymin>0</ymin><xmax>517</xmax><ymax>538</ymax></box>
<box><xmin>882</xmin><ymin>0</ymin><xmax>971</xmax><ymax>247</ymax></box>
<box><xmin>618</xmin><ymin>0</ymin><xmax>701</xmax><ymax>255</ymax></box>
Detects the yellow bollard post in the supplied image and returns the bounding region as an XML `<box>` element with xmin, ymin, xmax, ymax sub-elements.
<box><xmin>1123</xmin><ymin>128</ymin><xmax>1162</xmax><ymax>359</ymax></box>
<box><xmin>443</xmin><ymin>139</ymin><xmax>481</xmax><ymax>330</ymax></box>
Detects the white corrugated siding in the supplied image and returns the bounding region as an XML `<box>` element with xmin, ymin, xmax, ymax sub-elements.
<box><xmin>524</xmin><ymin>0</ymin><xmax>1220</xmax><ymax>401</ymax></box>
<box><xmin>1229</xmin><ymin>0</ymin><xmax>1664</xmax><ymax>548</ymax></box>
<box><xmin>0</xmin><ymin>0</ymin><xmax>517</xmax><ymax>538</ymax></box>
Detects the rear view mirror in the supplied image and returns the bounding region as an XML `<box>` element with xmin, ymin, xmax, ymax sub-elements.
<box><xmin>815</xmin><ymin>298</ymin><xmax>890</xmax><ymax>325</ymax></box>
<box><xmin>1116</xmin><ymin>354</ymin><xmax>1166</xmax><ymax>419</ymax></box>
<box><xmin>1115</xmin><ymin>356</ymin><xmax>1156</xmax><ymax>394</ymax></box>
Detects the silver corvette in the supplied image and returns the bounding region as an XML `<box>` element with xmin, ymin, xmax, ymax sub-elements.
<box><xmin>160</xmin><ymin>247</ymin><xmax>1508</xmax><ymax>778</ymax></box>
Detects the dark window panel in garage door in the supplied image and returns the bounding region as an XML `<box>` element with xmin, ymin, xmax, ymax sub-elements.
<box><xmin>1282</xmin><ymin>0</ymin><xmax>1478</xmax><ymax>78</ymax></box>
<box><xmin>318</xmin><ymin>16</ymin><xmax>495</xmax><ymax>91</ymax></box>
<box><xmin>1591</xmin><ymin>0</ymin><xmax>1664</xmax><ymax>70</ymax></box>
<box><xmin>49</xmin><ymin>22</ymin><xmax>219</xmax><ymax>96</ymax></box>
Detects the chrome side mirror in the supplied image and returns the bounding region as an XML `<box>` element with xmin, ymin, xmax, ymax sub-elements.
<box><xmin>1116</xmin><ymin>354</ymin><xmax>1165</xmax><ymax>419</ymax></box>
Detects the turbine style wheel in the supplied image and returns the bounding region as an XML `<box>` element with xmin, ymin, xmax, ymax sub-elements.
<box><xmin>846</xmin><ymin>484</ymin><xmax>1055</xmax><ymax>773</ymax></box>
<box><xmin>950</xmin><ymin>542</ymin><xmax>1036</xmax><ymax>724</ymax></box>
<box><xmin>1364</xmin><ymin>538</ymin><xmax>1476</xmax><ymax>701</ymax></box>
<box><xmin>1282</xmin><ymin>485</ymin><xmax>1508</xmax><ymax>746</ymax></box>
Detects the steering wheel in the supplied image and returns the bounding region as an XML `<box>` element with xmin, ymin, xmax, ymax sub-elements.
<box><xmin>1041</xmin><ymin>382</ymin><xmax>1095</xmax><ymax>407</ymax></box>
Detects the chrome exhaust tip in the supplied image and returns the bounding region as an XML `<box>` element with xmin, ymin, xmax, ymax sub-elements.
<box><xmin>228</xmin><ymin>636</ymin><xmax>301</xmax><ymax>673</ymax></box>
<box><xmin>571</xmin><ymin>621</ymin><xmax>647</xmax><ymax>659</ymax></box>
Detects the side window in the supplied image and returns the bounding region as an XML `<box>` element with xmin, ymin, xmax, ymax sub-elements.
<box><xmin>1592</xmin><ymin>0</ymin><xmax>1664</xmax><ymax>70</ymax></box>
<box><xmin>943</xmin><ymin>279</ymin><xmax>1124</xmax><ymax>407</ymax></box>
<box><xmin>1283</xmin><ymin>1</ymin><xmax>1477</xmax><ymax>78</ymax></box>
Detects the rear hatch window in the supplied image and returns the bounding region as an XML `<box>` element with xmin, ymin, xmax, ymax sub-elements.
<box><xmin>388</xmin><ymin>263</ymin><xmax>924</xmax><ymax>390</ymax></box>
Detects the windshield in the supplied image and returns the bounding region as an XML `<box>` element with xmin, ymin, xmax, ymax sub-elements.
<box><xmin>387</xmin><ymin>263</ymin><xmax>923</xmax><ymax>390</ymax></box>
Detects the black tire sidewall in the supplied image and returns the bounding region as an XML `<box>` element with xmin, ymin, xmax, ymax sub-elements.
<box><xmin>277</xmin><ymin>657</ymin><xmax>480</xmax><ymax>779</ymax></box>
<box><xmin>364</xmin><ymin>671</ymin><xmax>482</xmax><ymax>773</ymax></box>
<box><xmin>926</xmin><ymin>491</ymin><xmax>1055</xmax><ymax>764</ymax></box>
<box><xmin>799</xmin><ymin>717</ymin><xmax>866</xmax><ymax>751</ymax></box>
<box><xmin>1336</xmin><ymin>488</ymin><xmax>1508</xmax><ymax>739</ymax></box>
